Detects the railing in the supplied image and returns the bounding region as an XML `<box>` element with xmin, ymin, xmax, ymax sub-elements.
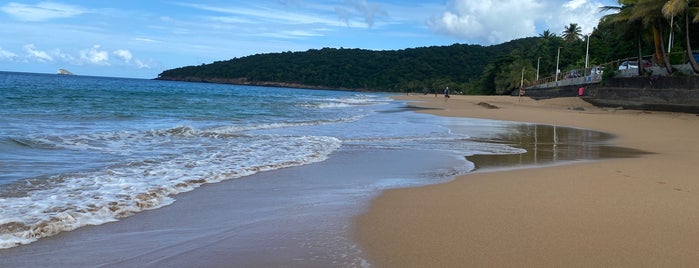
<box><xmin>526</xmin><ymin>55</ymin><xmax>654</xmax><ymax>89</ymax></box>
<box><xmin>527</xmin><ymin>68</ymin><xmax>603</xmax><ymax>89</ymax></box>
<box><xmin>525</xmin><ymin>52</ymin><xmax>698</xmax><ymax>90</ymax></box>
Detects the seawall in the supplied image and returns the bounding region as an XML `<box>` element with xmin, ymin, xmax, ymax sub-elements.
<box><xmin>522</xmin><ymin>76</ymin><xmax>699</xmax><ymax>114</ymax></box>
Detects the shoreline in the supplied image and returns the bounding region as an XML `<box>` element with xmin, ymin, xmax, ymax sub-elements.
<box><xmin>356</xmin><ymin>95</ymin><xmax>699</xmax><ymax>267</ymax></box>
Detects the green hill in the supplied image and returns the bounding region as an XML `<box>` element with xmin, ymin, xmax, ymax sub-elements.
<box><xmin>158</xmin><ymin>18</ymin><xmax>666</xmax><ymax>95</ymax></box>
<box><xmin>157</xmin><ymin>37</ymin><xmax>552</xmax><ymax>94</ymax></box>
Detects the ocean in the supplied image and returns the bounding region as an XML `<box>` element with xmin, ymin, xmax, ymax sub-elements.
<box><xmin>0</xmin><ymin>71</ymin><xmax>633</xmax><ymax>266</ymax></box>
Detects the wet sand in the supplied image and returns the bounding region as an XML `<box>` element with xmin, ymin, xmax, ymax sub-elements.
<box><xmin>2</xmin><ymin>95</ymin><xmax>697</xmax><ymax>267</ymax></box>
<box><xmin>0</xmin><ymin>140</ymin><xmax>470</xmax><ymax>267</ymax></box>
<box><xmin>356</xmin><ymin>95</ymin><xmax>699</xmax><ymax>267</ymax></box>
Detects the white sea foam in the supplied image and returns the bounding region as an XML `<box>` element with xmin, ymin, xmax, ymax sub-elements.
<box><xmin>208</xmin><ymin>116</ymin><xmax>365</xmax><ymax>134</ymax></box>
<box><xmin>0</xmin><ymin>126</ymin><xmax>342</xmax><ymax>249</ymax></box>
<box><xmin>299</xmin><ymin>94</ymin><xmax>390</xmax><ymax>109</ymax></box>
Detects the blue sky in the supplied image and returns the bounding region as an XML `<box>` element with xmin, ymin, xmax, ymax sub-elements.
<box><xmin>0</xmin><ymin>0</ymin><xmax>617</xmax><ymax>78</ymax></box>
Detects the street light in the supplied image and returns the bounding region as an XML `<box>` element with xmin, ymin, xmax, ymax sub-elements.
<box><xmin>555</xmin><ymin>47</ymin><xmax>561</xmax><ymax>84</ymax></box>
<box><xmin>536</xmin><ymin>57</ymin><xmax>541</xmax><ymax>81</ymax></box>
<box><xmin>585</xmin><ymin>33</ymin><xmax>591</xmax><ymax>76</ymax></box>
<box><xmin>668</xmin><ymin>16</ymin><xmax>674</xmax><ymax>53</ymax></box>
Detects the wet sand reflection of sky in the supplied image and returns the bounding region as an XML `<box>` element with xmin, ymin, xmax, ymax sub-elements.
<box><xmin>466</xmin><ymin>124</ymin><xmax>650</xmax><ymax>171</ymax></box>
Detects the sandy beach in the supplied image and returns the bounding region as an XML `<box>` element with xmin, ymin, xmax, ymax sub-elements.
<box><xmin>356</xmin><ymin>95</ymin><xmax>699</xmax><ymax>267</ymax></box>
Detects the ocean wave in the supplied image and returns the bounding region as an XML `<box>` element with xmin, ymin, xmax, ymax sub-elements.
<box><xmin>298</xmin><ymin>94</ymin><xmax>390</xmax><ymax>109</ymax></box>
<box><xmin>1</xmin><ymin>137</ymin><xmax>57</xmax><ymax>150</ymax></box>
<box><xmin>209</xmin><ymin>116</ymin><xmax>364</xmax><ymax>133</ymax></box>
<box><xmin>0</xmin><ymin>133</ymin><xmax>342</xmax><ymax>249</ymax></box>
<box><xmin>18</xmin><ymin>117</ymin><xmax>357</xmax><ymax>154</ymax></box>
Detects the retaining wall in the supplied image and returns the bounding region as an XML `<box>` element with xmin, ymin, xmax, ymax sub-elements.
<box><xmin>520</xmin><ymin>76</ymin><xmax>699</xmax><ymax>114</ymax></box>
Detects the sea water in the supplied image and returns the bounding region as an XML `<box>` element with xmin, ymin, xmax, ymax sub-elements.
<box><xmin>0</xmin><ymin>71</ymin><xmax>623</xmax><ymax>255</ymax></box>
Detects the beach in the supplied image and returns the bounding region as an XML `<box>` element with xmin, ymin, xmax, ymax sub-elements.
<box><xmin>356</xmin><ymin>95</ymin><xmax>699</xmax><ymax>267</ymax></box>
<box><xmin>3</xmin><ymin>73</ymin><xmax>698</xmax><ymax>267</ymax></box>
<box><xmin>8</xmin><ymin>73</ymin><xmax>563</xmax><ymax>267</ymax></box>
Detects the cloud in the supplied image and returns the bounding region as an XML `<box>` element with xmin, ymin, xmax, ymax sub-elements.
<box><xmin>113</xmin><ymin>49</ymin><xmax>133</xmax><ymax>63</ymax></box>
<box><xmin>256</xmin><ymin>29</ymin><xmax>326</xmax><ymax>39</ymax></box>
<box><xmin>80</xmin><ymin>45</ymin><xmax>109</xmax><ymax>65</ymax></box>
<box><xmin>133</xmin><ymin>59</ymin><xmax>151</xmax><ymax>69</ymax></box>
<box><xmin>564</xmin><ymin>0</ymin><xmax>588</xmax><ymax>9</ymax></box>
<box><xmin>427</xmin><ymin>0</ymin><xmax>611</xmax><ymax>44</ymax></box>
<box><xmin>134</xmin><ymin>37</ymin><xmax>158</xmax><ymax>43</ymax></box>
<box><xmin>112</xmin><ymin>49</ymin><xmax>152</xmax><ymax>68</ymax></box>
<box><xmin>179</xmin><ymin>2</ymin><xmax>350</xmax><ymax>28</ymax></box>
<box><xmin>0</xmin><ymin>47</ymin><xmax>18</xmax><ymax>60</ymax></box>
<box><xmin>554</xmin><ymin>0</ymin><xmax>611</xmax><ymax>35</ymax></box>
<box><xmin>12</xmin><ymin>43</ymin><xmax>155</xmax><ymax>68</ymax></box>
<box><xmin>52</xmin><ymin>48</ymin><xmax>77</xmax><ymax>63</ymax></box>
<box><xmin>1</xmin><ymin>2</ymin><xmax>86</xmax><ymax>22</ymax></box>
<box><xmin>335</xmin><ymin>0</ymin><xmax>387</xmax><ymax>27</ymax></box>
<box><xmin>24</xmin><ymin>44</ymin><xmax>54</xmax><ymax>62</ymax></box>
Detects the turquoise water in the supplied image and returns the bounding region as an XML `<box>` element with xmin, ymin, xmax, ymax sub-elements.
<box><xmin>0</xmin><ymin>71</ymin><xmax>629</xmax><ymax>260</ymax></box>
<box><xmin>1</xmin><ymin>71</ymin><xmax>523</xmax><ymax>250</ymax></box>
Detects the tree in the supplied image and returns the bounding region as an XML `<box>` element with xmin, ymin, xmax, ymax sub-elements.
<box><xmin>663</xmin><ymin>0</ymin><xmax>699</xmax><ymax>73</ymax></box>
<box><xmin>539</xmin><ymin>29</ymin><xmax>557</xmax><ymax>38</ymax></box>
<box><xmin>632</xmin><ymin>0</ymin><xmax>674</xmax><ymax>74</ymax></box>
<box><xmin>562</xmin><ymin>23</ymin><xmax>583</xmax><ymax>42</ymax></box>
<box><xmin>601</xmin><ymin>0</ymin><xmax>647</xmax><ymax>76</ymax></box>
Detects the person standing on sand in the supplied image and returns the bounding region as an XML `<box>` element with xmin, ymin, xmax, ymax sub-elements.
<box><xmin>444</xmin><ymin>87</ymin><xmax>450</xmax><ymax>101</ymax></box>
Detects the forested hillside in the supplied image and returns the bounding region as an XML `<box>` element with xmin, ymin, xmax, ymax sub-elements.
<box><xmin>157</xmin><ymin>11</ymin><xmax>699</xmax><ymax>95</ymax></box>
<box><xmin>158</xmin><ymin>37</ymin><xmax>553</xmax><ymax>94</ymax></box>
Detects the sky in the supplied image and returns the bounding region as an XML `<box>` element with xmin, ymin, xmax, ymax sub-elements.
<box><xmin>0</xmin><ymin>0</ymin><xmax>618</xmax><ymax>79</ymax></box>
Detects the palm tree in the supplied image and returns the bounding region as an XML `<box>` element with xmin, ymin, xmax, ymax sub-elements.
<box><xmin>539</xmin><ymin>29</ymin><xmax>557</xmax><ymax>38</ymax></box>
<box><xmin>601</xmin><ymin>0</ymin><xmax>646</xmax><ymax>76</ymax></box>
<box><xmin>663</xmin><ymin>0</ymin><xmax>699</xmax><ymax>73</ymax></box>
<box><xmin>632</xmin><ymin>0</ymin><xmax>673</xmax><ymax>74</ymax></box>
<box><xmin>562</xmin><ymin>23</ymin><xmax>583</xmax><ymax>42</ymax></box>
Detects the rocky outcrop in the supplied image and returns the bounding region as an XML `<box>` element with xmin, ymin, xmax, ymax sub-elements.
<box><xmin>57</xmin><ymin>69</ymin><xmax>74</xmax><ymax>75</ymax></box>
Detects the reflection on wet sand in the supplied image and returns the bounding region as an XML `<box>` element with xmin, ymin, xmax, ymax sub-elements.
<box><xmin>467</xmin><ymin>124</ymin><xmax>650</xmax><ymax>171</ymax></box>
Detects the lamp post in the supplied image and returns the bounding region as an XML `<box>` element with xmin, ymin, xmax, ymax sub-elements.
<box><xmin>668</xmin><ymin>16</ymin><xmax>674</xmax><ymax>53</ymax></box>
<box><xmin>555</xmin><ymin>47</ymin><xmax>561</xmax><ymax>84</ymax></box>
<box><xmin>536</xmin><ymin>57</ymin><xmax>541</xmax><ymax>81</ymax></box>
<box><xmin>585</xmin><ymin>33</ymin><xmax>591</xmax><ymax>76</ymax></box>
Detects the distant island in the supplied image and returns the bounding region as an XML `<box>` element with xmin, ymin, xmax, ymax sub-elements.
<box><xmin>57</xmin><ymin>69</ymin><xmax>74</xmax><ymax>75</ymax></box>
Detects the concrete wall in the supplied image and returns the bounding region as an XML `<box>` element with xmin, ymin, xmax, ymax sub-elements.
<box><xmin>602</xmin><ymin>76</ymin><xmax>699</xmax><ymax>89</ymax></box>
<box><xmin>585</xmin><ymin>77</ymin><xmax>699</xmax><ymax>114</ymax></box>
<box><xmin>520</xmin><ymin>76</ymin><xmax>699</xmax><ymax>114</ymax></box>
<box><xmin>518</xmin><ymin>84</ymin><xmax>593</xmax><ymax>99</ymax></box>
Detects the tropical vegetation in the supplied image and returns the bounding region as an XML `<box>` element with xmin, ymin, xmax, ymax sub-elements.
<box><xmin>158</xmin><ymin>1</ymin><xmax>699</xmax><ymax>95</ymax></box>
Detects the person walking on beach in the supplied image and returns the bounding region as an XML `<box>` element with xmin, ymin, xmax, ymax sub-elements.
<box><xmin>444</xmin><ymin>87</ymin><xmax>450</xmax><ymax>101</ymax></box>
